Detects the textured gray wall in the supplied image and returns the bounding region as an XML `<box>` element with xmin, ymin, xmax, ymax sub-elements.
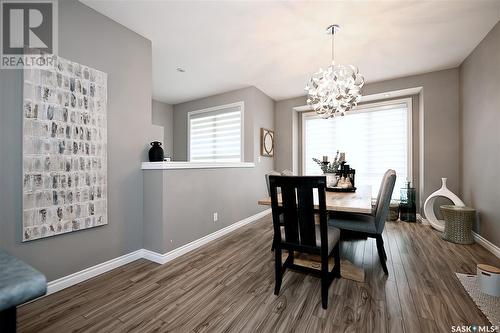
<box><xmin>460</xmin><ymin>21</ymin><xmax>500</xmax><ymax>247</ymax></box>
<box><xmin>152</xmin><ymin>100</ymin><xmax>174</xmax><ymax>157</ymax></box>
<box><xmin>144</xmin><ymin>87</ymin><xmax>274</xmax><ymax>252</ymax></box>
<box><xmin>274</xmin><ymin>69</ymin><xmax>460</xmax><ymax>212</ymax></box>
<box><xmin>0</xmin><ymin>0</ymin><xmax>160</xmax><ymax>280</ymax></box>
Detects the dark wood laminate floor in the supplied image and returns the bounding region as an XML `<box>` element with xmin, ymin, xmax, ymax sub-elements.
<box><xmin>18</xmin><ymin>215</ymin><xmax>499</xmax><ymax>333</ymax></box>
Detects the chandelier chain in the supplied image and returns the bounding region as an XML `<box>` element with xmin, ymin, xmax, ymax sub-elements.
<box><xmin>331</xmin><ymin>32</ymin><xmax>335</xmax><ymax>63</ymax></box>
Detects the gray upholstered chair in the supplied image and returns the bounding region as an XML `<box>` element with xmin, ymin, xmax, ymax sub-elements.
<box><xmin>265</xmin><ymin>170</ymin><xmax>296</xmax><ymax>196</ymax></box>
<box><xmin>328</xmin><ymin>170</ymin><xmax>396</xmax><ymax>275</ymax></box>
<box><xmin>265</xmin><ymin>171</ymin><xmax>281</xmax><ymax>196</ymax></box>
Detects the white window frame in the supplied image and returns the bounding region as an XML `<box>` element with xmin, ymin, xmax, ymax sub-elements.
<box><xmin>187</xmin><ymin>101</ymin><xmax>245</xmax><ymax>162</ymax></box>
<box><xmin>301</xmin><ymin>97</ymin><xmax>413</xmax><ymax>182</ymax></box>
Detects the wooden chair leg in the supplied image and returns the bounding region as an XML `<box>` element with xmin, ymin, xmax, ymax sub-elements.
<box><xmin>333</xmin><ymin>243</ymin><xmax>341</xmax><ymax>278</ymax></box>
<box><xmin>376</xmin><ymin>235</ymin><xmax>389</xmax><ymax>275</ymax></box>
<box><xmin>321</xmin><ymin>252</ymin><xmax>329</xmax><ymax>309</ymax></box>
<box><xmin>274</xmin><ymin>247</ymin><xmax>283</xmax><ymax>295</ymax></box>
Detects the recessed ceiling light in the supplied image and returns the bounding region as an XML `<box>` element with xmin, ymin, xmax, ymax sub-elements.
<box><xmin>176</xmin><ymin>67</ymin><xmax>186</xmax><ymax>73</ymax></box>
<box><xmin>384</xmin><ymin>93</ymin><xmax>391</xmax><ymax>97</ymax></box>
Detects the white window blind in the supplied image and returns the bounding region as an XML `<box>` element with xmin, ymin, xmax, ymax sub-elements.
<box><xmin>303</xmin><ymin>100</ymin><xmax>411</xmax><ymax>199</ymax></box>
<box><xmin>188</xmin><ymin>102</ymin><xmax>243</xmax><ymax>162</ymax></box>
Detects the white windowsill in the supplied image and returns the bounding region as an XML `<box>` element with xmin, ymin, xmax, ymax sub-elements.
<box><xmin>141</xmin><ymin>161</ymin><xmax>255</xmax><ymax>170</ymax></box>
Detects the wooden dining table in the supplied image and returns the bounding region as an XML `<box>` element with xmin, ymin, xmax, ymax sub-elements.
<box><xmin>258</xmin><ymin>185</ymin><xmax>372</xmax><ymax>282</ymax></box>
<box><xmin>258</xmin><ymin>185</ymin><xmax>372</xmax><ymax>214</ymax></box>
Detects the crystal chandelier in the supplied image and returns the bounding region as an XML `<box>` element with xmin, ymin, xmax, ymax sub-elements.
<box><xmin>305</xmin><ymin>24</ymin><xmax>364</xmax><ymax>118</ymax></box>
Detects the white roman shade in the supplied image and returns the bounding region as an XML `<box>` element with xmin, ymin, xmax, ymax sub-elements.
<box><xmin>189</xmin><ymin>102</ymin><xmax>243</xmax><ymax>162</ymax></box>
<box><xmin>303</xmin><ymin>100</ymin><xmax>411</xmax><ymax>199</ymax></box>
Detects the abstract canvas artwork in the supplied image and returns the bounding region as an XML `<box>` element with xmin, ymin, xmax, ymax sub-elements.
<box><xmin>22</xmin><ymin>56</ymin><xmax>108</xmax><ymax>241</ymax></box>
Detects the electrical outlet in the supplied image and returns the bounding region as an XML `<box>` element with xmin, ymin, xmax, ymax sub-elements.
<box><xmin>258</xmin><ymin>156</ymin><xmax>261</xmax><ymax>163</ymax></box>
<box><xmin>213</xmin><ymin>212</ymin><xmax>218</xmax><ymax>222</ymax></box>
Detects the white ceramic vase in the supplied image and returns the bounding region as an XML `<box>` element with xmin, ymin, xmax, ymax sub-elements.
<box><xmin>325</xmin><ymin>173</ymin><xmax>338</xmax><ymax>188</ymax></box>
<box><xmin>423</xmin><ymin>178</ymin><xmax>465</xmax><ymax>231</ymax></box>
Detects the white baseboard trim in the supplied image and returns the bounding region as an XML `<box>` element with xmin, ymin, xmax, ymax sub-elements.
<box><xmin>142</xmin><ymin>208</ymin><xmax>271</xmax><ymax>265</ymax></box>
<box><xmin>418</xmin><ymin>215</ymin><xmax>500</xmax><ymax>259</ymax></box>
<box><xmin>416</xmin><ymin>214</ymin><xmax>428</xmax><ymax>224</ymax></box>
<box><xmin>46</xmin><ymin>209</ymin><xmax>271</xmax><ymax>295</ymax></box>
<box><xmin>47</xmin><ymin>249</ymin><xmax>144</xmax><ymax>295</ymax></box>
<box><xmin>473</xmin><ymin>232</ymin><xmax>500</xmax><ymax>259</ymax></box>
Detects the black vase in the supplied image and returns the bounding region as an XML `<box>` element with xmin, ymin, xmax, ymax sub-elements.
<box><xmin>148</xmin><ymin>141</ymin><xmax>164</xmax><ymax>162</ymax></box>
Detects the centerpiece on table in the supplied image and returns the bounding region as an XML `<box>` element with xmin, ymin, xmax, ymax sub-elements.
<box><xmin>313</xmin><ymin>152</ymin><xmax>356</xmax><ymax>192</ymax></box>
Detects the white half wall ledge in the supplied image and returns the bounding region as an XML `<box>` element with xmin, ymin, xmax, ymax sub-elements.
<box><xmin>141</xmin><ymin>161</ymin><xmax>255</xmax><ymax>170</ymax></box>
<box><xmin>45</xmin><ymin>209</ymin><xmax>271</xmax><ymax>295</ymax></box>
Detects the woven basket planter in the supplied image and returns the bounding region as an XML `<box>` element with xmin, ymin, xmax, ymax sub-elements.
<box><xmin>388</xmin><ymin>201</ymin><xmax>400</xmax><ymax>221</ymax></box>
<box><xmin>440</xmin><ymin>205</ymin><xmax>476</xmax><ymax>244</ymax></box>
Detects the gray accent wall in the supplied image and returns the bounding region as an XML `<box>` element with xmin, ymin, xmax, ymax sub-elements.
<box><xmin>460</xmin><ymin>21</ymin><xmax>500</xmax><ymax>247</ymax></box>
<box><xmin>0</xmin><ymin>0</ymin><xmax>161</xmax><ymax>280</ymax></box>
<box><xmin>152</xmin><ymin>99</ymin><xmax>174</xmax><ymax>157</ymax></box>
<box><xmin>274</xmin><ymin>96</ymin><xmax>304</xmax><ymax>174</ymax></box>
<box><xmin>143</xmin><ymin>167</ymin><xmax>270</xmax><ymax>253</ymax></box>
<box><xmin>144</xmin><ymin>87</ymin><xmax>275</xmax><ymax>252</ymax></box>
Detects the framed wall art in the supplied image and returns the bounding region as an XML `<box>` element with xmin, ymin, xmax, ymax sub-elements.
<box><xmin>260</xmin><ymin>128</ymin><xmax>274</xmax><ymax>157</ymax></box>
<box><xmin>22</xmin><ymin>56</ymin><xmax>108</xmax><ymax>241</ymax></box>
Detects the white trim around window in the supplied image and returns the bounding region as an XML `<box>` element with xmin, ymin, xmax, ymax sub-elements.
<box><xmin>187</xmin><ymin>101</ymin><xmax>245</xmax><ymax>163</ymax></box>
<box><xmin>301</xmin><ymin>97</ymin><xmax>413</xmax><ymax>198</ymax></box>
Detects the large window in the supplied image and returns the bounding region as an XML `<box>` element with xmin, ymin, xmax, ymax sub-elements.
<box><xmin>188</xmin><ymin>102</ymin><xmax>244</xmax><ymax>162</ymax></box>
<box><xmin>303</xmin><ymin>99</ymin><xmax>412</xmax><ymax>198</ymax></box>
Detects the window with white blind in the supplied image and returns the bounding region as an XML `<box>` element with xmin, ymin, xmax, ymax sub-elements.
<box><xmin>188</xmin><ymin>102</ymin><xmax>244</xmax><ymax>162</ymax></box>
<box><xmin>302</xmin><ymin>99</ymin><xmax>412</xmax><ymax>199</ymax></box>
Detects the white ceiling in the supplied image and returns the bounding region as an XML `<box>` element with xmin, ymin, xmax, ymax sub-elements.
<box><xmin>82</xmin><ymin>0</ymin><xmax>500</xmax><ymax>105</ymax></box>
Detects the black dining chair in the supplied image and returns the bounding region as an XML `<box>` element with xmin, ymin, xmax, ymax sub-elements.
<box><xmin>265</xmin><ymin>171</ymin><xmax>283</xmax><ymax>251</ymax></box>
<box><xmin>269</xmin><ymin>175</ymin><xmax>341</xmax><ymax>309</ymax></box>
<box><xmin>328</xmin><ymin>170</ymin><xmax>396</xmax><ymax>275</ymax></box>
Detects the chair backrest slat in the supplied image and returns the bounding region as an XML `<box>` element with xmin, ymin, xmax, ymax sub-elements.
<box><xmin>297</xmin><ymin>186</ymin><xmax>316</xmax><ymax>247</ymax></box>
<box><xmin>269</xmin><ymin>176</ymin><xmax>327</xmax><ymax>250</ymax></box>
<box><xmin>281</xmin><ymin>185</ymin><xmax>300</xmax><ymax>244</ymax></box>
